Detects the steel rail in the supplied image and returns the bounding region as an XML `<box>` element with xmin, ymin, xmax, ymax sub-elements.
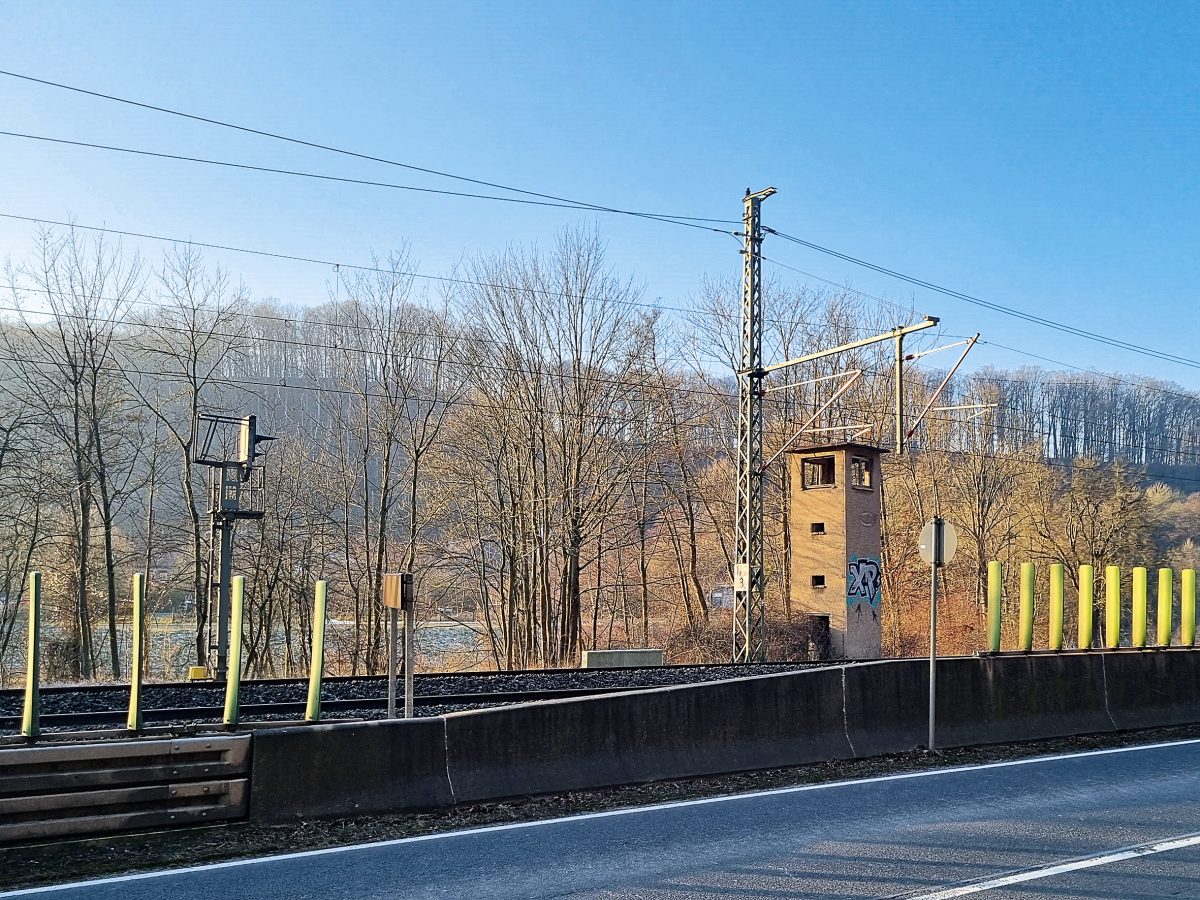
<box><xmin>0</xmin><ymin>685</ymin><xmax>673</xmax><ymax>731</ymax></box>
<box><xmin>0</xmin><ymin>660</ymin><xmax>826</xmax><ymax>700</ymax></box>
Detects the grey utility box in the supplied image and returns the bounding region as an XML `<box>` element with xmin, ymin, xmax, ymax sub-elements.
<box><xmin>581</xmin><ymin>649</ymin><xmax>665</xmax><ymax>669</ymax></box>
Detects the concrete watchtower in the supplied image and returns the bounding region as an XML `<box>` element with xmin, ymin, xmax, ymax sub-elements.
<box><xmin>787</xmin><ymin>443</ymin><xmax>886</xmax><ymax>659</ymax></box>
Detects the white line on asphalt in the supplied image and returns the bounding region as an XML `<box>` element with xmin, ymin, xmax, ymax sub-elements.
<box><xmin>3</xmin><ymin>736</ymin><xmax>1199</xmax><ymax>897</ymax></box>
<box><xmin>905</xmin><ymin>832</ymin><xmax>1200</xmax><ymax>898</ymax></box>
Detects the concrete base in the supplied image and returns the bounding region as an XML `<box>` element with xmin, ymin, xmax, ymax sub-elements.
<box><xmin>581</xmin><ymin>649</ymin><xmax>664</xmax><ymax>668</ymax></box>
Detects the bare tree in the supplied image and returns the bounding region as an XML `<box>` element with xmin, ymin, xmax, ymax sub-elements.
<box><xmin>4</xmin><ymin>227</ymin><xmax>142</xmax><ymax>677</ymax></box>
<box><xmin>124</xmin><ymin>245</ymin><xmax>247</xmax><ymax>665</ymax></box>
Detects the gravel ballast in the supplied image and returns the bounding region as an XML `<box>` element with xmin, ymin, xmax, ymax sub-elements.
<box><xmin>0</xmin><ymin>663</ymin><xmax>820</xmax><ymax>726</ymax></box>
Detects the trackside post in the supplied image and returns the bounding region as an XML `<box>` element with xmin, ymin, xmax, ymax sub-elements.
<box><xmin>1157</xmin><ymin>568</ymin><xmax>1173</xmax><ymax>647</ymax></box>
<box><xmin>1049</xmin><ymin>564</ymin><xmax>1064</xmax><ymax>650</ymax></box>
<box><xmin>21</xmin><ymin>571</ymin><xmax>41</xmax><ymax>739</ymax></box>
<box><xmin>305</xmin><ymin>580</ymin><xmax>328</xmax><ymax>722</ymax></box>
<box><xmin>1183</xmin><ymin>569</ymin><xmax>1197</xmax><ymax>646</ymax></box>
<box><xmin>1105</xmin><ymin>566</ymin><xmax>1121</xmax><ymax>648</ymax></box>
<box><xmin>1078</xmin><ymin>565</ymin><xmax>1095</xmax><ymax>649</ymax></box>
<box><xmin>1132</xmin><ymin>567</ymin><xmax>1148</xmax><ymax>648</ymax></box>
<box><xmin>1019</xmin><ymin>563</ymin><xmax>1035</xmax><ymax>651</ymax></box>
<box><xmin>987</xmin><ymin>561</ymin><xmax>1002</xmax><ymax>652</ymax></box>
<box><xmin>222</xmin><ymin>576</ymin><xmax>245</xmax><ymax>726</ymax></box>
<box><xmin>127</xmin><ymin>573</ymin><xmax>145</xmax><ymax>731</ymax></box>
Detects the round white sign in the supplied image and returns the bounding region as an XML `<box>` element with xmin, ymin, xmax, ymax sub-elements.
<box><xmin>918</xmin><ymin>519</ymin><xmax>958</xmax><ymax>566</ymax></box>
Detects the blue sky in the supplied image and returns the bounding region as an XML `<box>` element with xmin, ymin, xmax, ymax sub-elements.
<box><xmin>1</xmin><ymin>1</ymin><xmax>1197</xmax><ymax>385</ymax></box>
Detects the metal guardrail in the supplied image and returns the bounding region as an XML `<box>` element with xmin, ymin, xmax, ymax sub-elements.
<box><xmin>0</xmin><ymin>735</ymin><xmax>250</xmax><ymax>843</ymax></box>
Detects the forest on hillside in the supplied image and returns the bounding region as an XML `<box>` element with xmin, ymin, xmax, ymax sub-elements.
<box><xmin>1</xmin><ymin>224</ymin><xmax>1198</xmax><ymax>683</ymax></box>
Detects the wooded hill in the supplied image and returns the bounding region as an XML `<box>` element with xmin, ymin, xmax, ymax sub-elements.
<box><xmin>1</xmin><ymin>225</ymin><xmax>1197</xmax><ymax>681</ymax></box>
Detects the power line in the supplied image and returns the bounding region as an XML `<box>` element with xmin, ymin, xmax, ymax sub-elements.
<box><xmin>7</xmin><ymin>70</ymin><xmax>1195</xmax><ymax>377</ymax></box>
<box><xmin>2</xmin><ymin>212</ymin><xmax>929</xmax><ymax>342</ymax></box>
<box><xmin>759</xmin><ymin>250</ymin><xmax>1200</xmax><ymax>406</ymax></box>
<box><xmin>0</xmin><ymin>70</ymin><xmax>739</xmax><ymax>230</ymax></box>
<box><xmin>4</xmin><ymin>329</ymin><xmax>1200</xmax><ymax>482</ymax></box>
<box><xmin>0</xmin><ymin>346</ymin><xmax>732</xmax><ymax>434</ymax></box>
<box><xmin>10</xmin><ymin>275</ymin><xmax>1200</xmax><ymax>467</ymax></box>
<box><xmin>0</xmin><ymin>211</ymin><xmax>683</xmax><ymax>310</ymax></box>
<box><xmin>0</xmin><ymin>294</ymin><xmax>742</xmax><ymax>403</ymax></box>
<box><xmin>764</xmin><ymin>228</ymin><xmax>1200</xmax><ymax>371</ymax></box>
<box><xmin>0</xmin><ymin>131</ymin><xmax>734</xmax><ymax>236</ymax></box>
<box><xmin>13</xmin><ymin>211</ymin><xmax>1190</xmax><ymax>409</ymax></box>
<box><xmin>758</xmin><ymin>253</ymin><xmax>923</xmax><ymax>321</ymax></box>
<box><xmin>978</xmin><ymin>339</ymin><xmax>1200</xmax><ymax>406</ymax></box>
<box><xmin>7</xmin><ymin>226</ymin><xmax>1200</xmax><ymax>470</ymax></box>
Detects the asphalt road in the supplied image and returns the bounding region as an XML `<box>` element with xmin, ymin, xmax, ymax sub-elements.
<box><xmin>6</xmin><ymin>739</ymin><xmax>1200</xmax><ymax>899</ymax></box>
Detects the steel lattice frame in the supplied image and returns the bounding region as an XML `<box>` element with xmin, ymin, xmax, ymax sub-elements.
<box><xmin>733</xmin><ymin>188</ymin><xmax>773</xmax><ymax>663</ymax></box>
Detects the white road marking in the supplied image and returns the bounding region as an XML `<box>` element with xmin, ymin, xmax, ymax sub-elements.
<box><xmin>906</xmin><ymin>832</ymin><xmax>1200</xmax><ymax>898</ymax></box>
<box><xmin>2</xmin><ymin>736</ymin><xmax>1199</xmax><ymax>897</ymax></box>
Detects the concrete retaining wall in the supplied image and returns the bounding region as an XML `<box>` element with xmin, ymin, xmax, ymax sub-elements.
<box><xmin>248</xmin><ymin>650</ymin><xmax>1200</xmax><ymax>823</ymax></box>
<box><xmin>444</xmin><ymin>665</ymin><xmax>850</xmax><ymax>804</ymax></box>
<box><xmin>249</xmin><ymin>717</ymin><xmax>452</xmax><ymax>824</ymax></box>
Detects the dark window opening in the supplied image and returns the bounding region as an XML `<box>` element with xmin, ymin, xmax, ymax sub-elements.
<box><xmin>802</xmin><ymin>456</ymin><xmax>835</xmax><ymax>489</ymax></box>
<box><xmin>851</xmin><ymin>456</ymin><xmax>873</xmax><ymax>489</ymax></box>
<box><xmin>810</xmin><ymin>522</ymin><xmax>826</xmax><ymax>535</ymax></box>
<box><xmin>811</xmin><ymin>575</ymin><xmax>826</xmax><ymax>588</ymax></box>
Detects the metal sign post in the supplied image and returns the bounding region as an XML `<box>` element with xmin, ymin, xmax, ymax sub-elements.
<box><xmin>404</xmin><ymin>593</ymin><xmax>415</xmax><ymax>719</ymax></box>
<box><xmin>387</xmin><ymin>606</ymin><xmax>398</xmax><ymax>719</ymax></box>
<box><xmin>918</xmin><ymin>518</ymin><xmax>957</xmax><ymax>751</ymax></box>
<box><xmin>193</xmin><ymin>412</ymin><xmax>272</xmax><ymax>682</ymax></box>
<box><xmin>383</xmin><ymin>572</ymin><xmax>415</xmax><ymax>719</ymax></box>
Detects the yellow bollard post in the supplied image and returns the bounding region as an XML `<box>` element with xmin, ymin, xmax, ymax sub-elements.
<box><xmin>1132</xmin><ymin>567</ymin><xmax>1148</xmax><ymax>648</ymax></box>
<box><xmin>1078</xmin><ymin>565</ymin><xmax>1095</xmax><ymax>649</ymax></box>
<box><xmin>305</xmin><ymin>580</ymin><xmax>328</xmax><ymax>722</ymax></box>
<box><xmin>126</xmin><ymin>573</ymin><xmax>145</xmax><ymax>731</ymax></box>
<box><xmin>1049</xmin><ymin>563</ymin><xmax>1064</xmax><ymax>650</ymax></box>
<box><xmin>1183</xmin><ymin>570</ymin><xmax>1197</xmax><ymax>646</ymax></box>
<box><xmin>1157</xmin><ymin>568</ymin><xmax>1173</xmax><ymax>647</ymax></box>
<box><xmin>222</xmin><ymin>576</ymin><xmax>245</xmax><ymax>726</ymax></box>
<box><xmin>1019</xmin><ymin>562</ymin><xmax>1035</xmax><ymax>651</ymax></box>
<box><xmin>987</xmin><ymin>561</ymin><xmax>1003</xmax><ymax>652</ymax></box>
<box><xmin>21</xmin><ymin>571</ymin><xmax>41</xmax><ymax>739</ymax></box>
<box><xmin>1105</xmin><ymin>566</ymin><xmax>1121</xmax><ymax>648</ymax></box>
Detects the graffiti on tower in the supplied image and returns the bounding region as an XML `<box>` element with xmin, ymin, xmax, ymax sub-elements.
<box><xmin>846</xmin><ymin>555</ymin><xmax>882</xmax><ymax>620</ymax></box>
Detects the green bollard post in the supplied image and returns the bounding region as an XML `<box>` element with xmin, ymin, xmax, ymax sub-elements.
<box><xmin>126</xmin><ymin>573</ymin><xmax>145</xmax><ymax>731</ymax></box>
<box><xmin>1049</xmin><ymin>563</ymin><xmax>1065</xmax><ymax>650</ymax></box>
<box><xmin>1105</xmin><ymin>566</ymin><xmax>1121</xmax><ymax>648</ymax></box>
<box><xmin>1019</xmin><ymin>562</ymin><xmax>1035</xmax><ymax>651</ymax></box>
<box><xmin>305</xmin><ymin>580</ymin><xmax>328</xmax><ymax>722</ymax></box>
<box><xmin>1157</xmin><ymin>568</ymin><xmax>1173</xmax><ymax>647</ymax></box>
<box><xmin>21</xmin><ymin>571</ymin><xmax>41</xmax><ymax>739</ymax></box>
<box><xmin>1132</xmin><ymin>567</ymin><xmax>1148</xmax><ymax>648</ymax></box>
<box><xmin>1078</xmin><ymin>565</ymin><xmax>1095</xmax><ymax>649</ymax></box>
<box><xmin>222</xmin><ymin>576</ymin><xmax>245</xmax><ymax>726</ymax></box>
<box><xmin>987</xmin><ymin>561</ymin><xmax>1003</xmax><ymax>652</ymax></box>
<box><xmin>1183</xmin><ymin>570</ymin><xmax>1197</xmax><ymax>646</ymax></box>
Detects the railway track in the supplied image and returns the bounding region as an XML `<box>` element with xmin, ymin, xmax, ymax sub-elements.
<box><xmin>0</xmin><ymin>661</ymin><xmax>827</xmax><ymax>733</ymax></box>
<box><xmin>0</xmin><ymin>686</ymin><xmax>645</xmax><ymax>731</ymax></box>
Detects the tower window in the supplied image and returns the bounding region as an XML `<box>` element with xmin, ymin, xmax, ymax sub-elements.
<box><xmin>811</xmin><ymin>575</ymin><xmax>826</xmax><ymax>588</ymax></box>
<box><xmin>851</xmin><ymin>456</ymin><xmax>873</xmax><ymax>489</ymax></box>
<box><xmin>802</xmin><ymin>456</ymin><xmax>835</xmax><ymax>489</ymax></box>
<box><xmin>810</xmin><ymin>522</ymin><xmax>826</xmax><ymax>535</ymax></box>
